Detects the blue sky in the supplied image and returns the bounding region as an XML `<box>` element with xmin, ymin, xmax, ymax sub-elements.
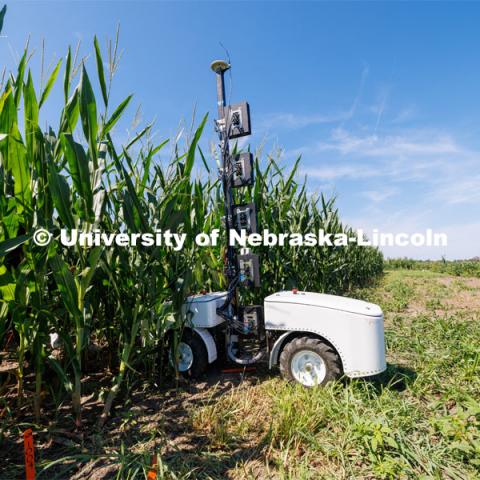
<box><xmin>1</xmin><ymin>1</ymin><xmax>480</xmax><ymax>259</ymax></box>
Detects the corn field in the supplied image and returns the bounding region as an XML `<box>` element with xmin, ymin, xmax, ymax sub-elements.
<box><xmin>0</xmin><ymin>29</ymin><xmax>383</xmax><ymax>428</ymax></box>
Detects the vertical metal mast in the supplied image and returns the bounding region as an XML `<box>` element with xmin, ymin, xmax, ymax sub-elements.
<box><xmin>211</xmin><ymin>60</ymin><xmax>262</xmax><ymax>364</ymax></box>
<box><xmin>211</xmin><ymin>60</ymin><xmax>237</xmax><ymax>295</ymax></box>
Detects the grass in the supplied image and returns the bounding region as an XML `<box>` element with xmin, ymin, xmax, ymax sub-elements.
<box><xmin>385</xmin><ymin>258</ymin><xmax>480</xmax><ymax>278</ymax></box>
<box><xmin>2</xmin><ymin>268</ymin><xmax>479</xmax><ymax>479</ymax></box>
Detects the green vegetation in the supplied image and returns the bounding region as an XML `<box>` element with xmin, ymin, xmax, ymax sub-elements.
<box><xmin>3</xmin><ymin>269</ymin><xmax>478</xmax><ymax>479</ymax></box>
<box><xmin>386</xmin><ymin>258</ymin><xmax>480</xmax><ymax>278</ymax></box>
<box><xmin>0</xmin><ymin>28</ymin><xmax>382</xmax><ymax>431</ymax></box>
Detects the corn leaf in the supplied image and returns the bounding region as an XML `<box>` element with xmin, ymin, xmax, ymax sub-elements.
<box><xmin>13</xmin><ymin>50</ymin><xmax>27</xmax><ymax>107</ymax></box>
<box><xmin>0</xmin><ymin>5</ymin><xmax>6</xmax><ymax>35</ymax></box>
<box><xmin>93</xmin><ymin>36</ymin><xmax>108</xmax><ymax>106</ymax></box>
<box><xmin>0</xmin><ymin>234</ymin><xmax>30</xmax><ymax>257</ymax></box>
<box><xmin>64</xmin><ymin>47</ymin><xmax>71</xmax><ymax>103</ymax></box>
<box><xmin>60</xmin><ymin>133</ymin><xmax>93</xmax><ymax>221</ymax></box>
<box><xmin>125</xmin><ymin>124</ymin><xmax>151</xmax><ymax>151</ymax></box>
<box><xmin>63</xmin><ymin>88</ymin><xmax>80</xmax><ymax>133</ymax></box>
<box><xmin>50</xmin><ymin>254</ymin><xmax>82</xmax><ymax>319</ymax></box>
<box><xmin>5</xmin><ymin>125</ymin><xmax>31</xmax><ymax>213</ymax></box>
<box><xmin>39</xmin><ymin>58</ymin><xmax>62</xmax><ymax>108</ymax></box>
<box><xmin>184</xmin><ymin>113</ymin><xmax>208</xmax><ymax>177</ymax></box>
<box><xmin>79</xmin><ymin>246</ymin><xmax>103</xmax><ymax>299</ymax></box>
<box><xmin>101</xmin><ymin>94</ymin><xmax>132</xmax><ymax>138</ymax></box>
<box><xmin>46</xmin><ymin>356</ymin><xmax>73</xmax><ymax>392</ymax></box>
<box><xmin>0</xmin><ymin>86</ymin><xmax>11</xmax><ymax>116</ymax></box>
<box><xmin>79</xmin><ymin>65</ymin><xmax>98</xmax><ymax>168</ymax></box>
<box><xmin>24</xmin><ymin>71</ymin><xmax>39</xmax><ymax>162</ymax></box>
<box><xmin>47</xmin><ymin>162</ymin><xmax>75</xmax><ymax>229</ymax></box>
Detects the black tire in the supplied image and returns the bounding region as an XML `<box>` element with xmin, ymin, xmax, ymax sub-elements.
<box><xmin>171</xmin><ymin>330</ymin><xmax>208</xmax><ymax>378</ymax></box>
<box><xmin>279</xmin><ymin>336</ymin><xmax>342</xmax><ymax>387</ymax></box>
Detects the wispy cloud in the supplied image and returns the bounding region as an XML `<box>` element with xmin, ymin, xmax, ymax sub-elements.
<box><xmin>257</xmin><ymin>64</ymin><xmax>370</xmax><ymax>132</ymax></box>
<box><xmin>292</xmin><ymin>127</ymin><xmax>467</xmax><ymax>182</ymax></box>
<box><xmin>302</xmin><ymin>164</ymin><xmax>381</xmax><ymax>181</ymax></box>
<box><xmin>293</xmin><ymin>125</ymin><xmax>480</xmax><ymax>215</ymax></box>
<box><xmin>256</xmin><ymin>111</ymin><xmax>352</xmax><ymax>131</ymax></box>
<box><xmin>430</xmin><ymin>175</ymin><xmax>480</xmax><ymax>205</ymax></box>
<box><xmin>372</xmin><ymin>87</ymin><xmax>389</xmax><ymax>133</ymax></box>
<box><xmin>391</xmin><ymin>105</ymin><xmax>417</xmax><ymax>124</ymax></box>
<box><xmin>317</xmin><ymin>128</ymin><xmax>461</xmax><ymax>157</ymax></box>
<box><xmin>362</xmin><ymin>187</ymin><xmax>399</xmax><ymax>203</ymax></box>
<box><xmin>339</xmin><ymin>63</ymin><xmax>369</xmax><ymax>128</ymax></box>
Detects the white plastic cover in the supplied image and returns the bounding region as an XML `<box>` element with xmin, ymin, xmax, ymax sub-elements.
<box><xmin>265</xmin><ymin>290</ymin><xmax>386</xmax><ymax>378</ymax></box>
<box><xmin>182</xmin><ymin>292</ymin><xmax>228</xmax><ymax>328</ymax></box>
<box><xmin>264</xmin><ymin>291</ymin><xmax>383</xmax><ymax>317</ymax></box>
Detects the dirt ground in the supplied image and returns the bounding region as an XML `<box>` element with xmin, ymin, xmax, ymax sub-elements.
<box><xmin>1</xmin><ymin>358</ymin><xmax>273</xmax><ymax>479</ymax></box>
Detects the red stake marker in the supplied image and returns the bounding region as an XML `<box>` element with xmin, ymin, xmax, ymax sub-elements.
<box><xmin>147</xmin><ymin>453</ymin><xmax>158</xmax><ymax>479</ymax></box>
<box><xmin>23</xmin><ymin>429</ymin><xmax>35</xmax><ymax>480</ymax></box>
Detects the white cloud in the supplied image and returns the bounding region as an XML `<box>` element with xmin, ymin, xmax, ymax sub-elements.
<box><xmin>291</xmin><ymin>128</ymin><xmax>480</xmax><ymax>202</ymax></box>
<box><xmin>318</xmin><ymin>128</ymin><xmax>461</xmax><ymax>157</ymax></box>
<box><xmin>391</xmin><ymin>105</ymin><xmax>417</xmax><ymax>124</ymax></box>
<box><xmin>362</xmin><ymin>187</ymin><xmax>399</xmax><ymax>203</ymax></box>
<box><xmin>257</xmin><ymin>111</ymin><xmax>352</xmax><ymax>131</ymax></box>
<box><xmin>258</xmin><ymin>64</ymin><xmax>370</xmax><ymax>132</ymax></box>
<box><xmin>430</xmin><ymin>175</ymin><xmax>480</xmax><ymax>205</ymax></box>
<box><xmin>302</xmin><ymin>164</ymin><xmax>381</xmax><ymax>181</ymax></box>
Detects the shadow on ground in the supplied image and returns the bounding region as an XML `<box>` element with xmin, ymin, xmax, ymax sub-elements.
<box><xmin>1</xmin><ymin>363</ymin><xmax>275</xmax><ymax>479</ymax></box>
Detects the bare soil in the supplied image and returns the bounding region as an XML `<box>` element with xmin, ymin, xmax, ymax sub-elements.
<box><xmin>1</xmin><ymin>362</ymin><xmax>273</xmax><ymax>479</ymax></box>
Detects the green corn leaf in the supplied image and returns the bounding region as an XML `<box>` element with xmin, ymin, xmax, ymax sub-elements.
<box><xmin>101</xmin><ymin>94</ymin><xmax>132</xmax><ymax>138</ymax></box>
<box><xmin>0</xmin><ymin>5</ymin><xmax>6</xmax><ymax>35</ymax></box>
<box><xmin>79</xmin><ymin>65</ymin><xmax>98</xmax><ymax>168</ymax></box>
<box><xmin>0</xmin><ymin>278</ymin><xmax>15</xmax><ymax>302</ymax></box>
<box><xmin>63</xmin><ymin>88</ymin><xmax>80</xmax><ymax>133</ymax></box>
<box><xmin>39</xmin><ymin>58</ymin><xmax>62</xmax><ymax>108</ymax></box>
<box><xmin>1</xmin><ymin>201</ymin><xmax>20</xmax><ymax>238</ymax></box>
<box><xmin>50</xmin><ymin>254</ymin><xmax>82</xmax><ymax>319</ymax></box>
<box><xmin>285</xmin><ymin>157</ymin><xmax>300</xmax><ymax>191</ymax></box>
<box><xmin>125</xmin><ymin>124</ymin><xmax>152</xmax><ymax>151</ymax></box>
<box><xmin>0</xmin><ymin>86</ymin><xmax>11</xmax><ymax>116</ymax></box>
<box><xmin>5</xmin><ymin>124</ymin><xmax>31</xmax><ymax>213</ymax></box>
<box><xmin>0</xmin><ymin>234</ymin><xmax>30</xmax><ymax>257</ymax></box>
<box><xmin>197</xmin><ymin>146</ymin><xmax>210</xmax><ymax>174</ymax></box>
<box><xmin>93</xmin><ymin>36</ymin><xmax>108</xmax><ymax>106</ymax></box>
<box><xmin>46</xmin><ymin>356</ymin><xmax>73</xmax><ymax>392</ymax></box>
<box><xmin>60</xmin><ymin>133</ymin><xmax>93</xmax><ymax>221</ymax></box>
<box><xmin>0</xmin><ymin>87</ymin><xmax>17</xmax><ymax>161</ymax></box>
<box><xmin>13</xmin><ymin>50</ymin><xmax>27</xmax><ymax>107</ymax></box>
<box><xmin>121</xmin><ymin>189</ymin><xmax>138</xmax><ymax>232</ymax></box>
<box><xmin>118</xmin><ymin>147</ymin><xmax>149</xmax><ymax>232</ymax></box>
<box><xmin>184</xmin><ymin>113</ymin><xmax>208</xmax><ymax>177</ymax></box>
<box><xmin>79</xmin><ymin>246</ymin><xmax>103</xmax><ymax>300</ymax></box>
<box><xmin>151</xmin><ymin>138</ymin><xmax>169</xmax><ymax>157</ymax></box>
<box><xmin>47</xmin><ymin>162</ymin><xmax>75</xmax><ymax>229</ymax></box>
<box><xmin>64</xmin><ymin>47</ymin><xmax>71</xmax><ymax>103</ymax></box>
<box><xmin>23</xmin><ymin>71</ymin><xmax>39</xmax><ymax>163</ymax></box>
<box><xmin>0</xmin><ymin>265</ymin><xmax>15</xmax><ymax>300</ymax></box>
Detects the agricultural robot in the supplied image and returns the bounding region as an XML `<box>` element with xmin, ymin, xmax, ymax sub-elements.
<box><xmin>172</xmin><ymin>60</ymin><xmax>386</xmax><ymax>387</ymax></box>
